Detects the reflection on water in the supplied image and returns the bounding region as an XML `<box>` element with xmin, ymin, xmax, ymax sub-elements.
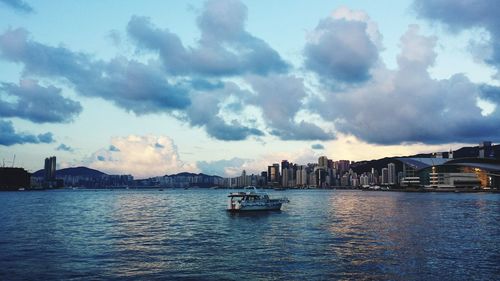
<box><xmin>0</xmin><ymin>189</ymin><xmax>498</xmax><ymax>280</ymax></box>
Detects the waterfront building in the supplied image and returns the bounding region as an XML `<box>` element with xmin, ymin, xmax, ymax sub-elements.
<box><xmin>381</xmin><ymin>168</ymin><xmax>388</xmax><ymax>185</ymax></box>
<box><xmin>260</xmin><ymin>171</ymin><xmax>268</xmax><ymax>186</ymax></box>
<box><xmin>351</xmin><ymin>177</ymin><xmax>359</xmax><ymax>187</ymax></box>
<box><xmin>479</xmin><ymin>141</ymin><xmax>493</xmax><ymax>158</ymax></box>
<box><xmin>336</xmin><ymin>160</ymin><xmax>350</xmax><ymax>175</ymax></box>
<box><xmin>318</xmin><ymin>156</ymin><xmax>328</xmax><ymax>168</ymax></box>
<box><xmin>360</xmin><ymin>174</ymin><xmax>369</xmax><ymax>187</ymax></box>
<box><xmin>396</xmin><ymin>157</ymin><xmax>500</xmax><ymax>189</ymax></box>
<box><xmin>340</xmin><ymin>174</ymin><xmax>349</xmax><ymax>186</ymax></box>
<box><xmin>388</xmin><ymin>163</ymin><xmax>396</xmax><ymax>185</ymax></box>
<box><xmin>44</xmin><ymin>156</ymin><xmax>56</xmax><ymax>181</ymax></box>
<box><xmin>400</xmin><ymin>176</ymin><xmax>421</xmax><ymax>187</ymax></box>
<box><xmin>282</xmin><ymin>168</ymin><xmax>289</xmax><ymax>187</ymax></box>
<box><xmin>0</xmin><ymin>168</ymin><xmax>30</xmax><ymax>190</ymax></box>
<box><xmin>314</xmin><ymin>166</ymin><xmax>327</xmax><ymax>188</ymax></box>
<box><xmin>296</xmin><ymin>165</ymin><xmax>307</xmax><ymax>187</ymax></box>
<box><xmin>267</xmin><ymin>164</ymin><xmax>280</xmax><ymax>186</ymax></box>
<box><xmin>281</xmin><ymin>160</ymin><xmax>289</xmax><ymax>178</ymax></box>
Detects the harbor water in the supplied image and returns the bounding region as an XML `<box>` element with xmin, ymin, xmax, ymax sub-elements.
<box><xmin>0</xmin><ymin>189</ymin><xmax>498</xmax><ymax>280</ymax></box>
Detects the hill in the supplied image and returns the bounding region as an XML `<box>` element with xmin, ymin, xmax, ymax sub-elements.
<box><xmin>351</xmin><ymin>144</ymin><xmax>500</xmax><ymax>174</ymax></box>
<box><xmin>32</xmin><ymin>166</ymin><xmax>108</xmax><ymax>177</ymax></box>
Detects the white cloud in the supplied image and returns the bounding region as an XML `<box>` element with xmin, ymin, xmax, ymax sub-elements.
<box><xmin>86</xmin><ymin>135</ymin><xmax>198</xmax><ymax>178</ymax></box>
<box><xmin>323</xmin><ymin>134</ymin><xmax>469</xmax><ymax>161</ymax></box>
<box><xmin>331</xmin><ymin>5</ymin><xmax>383</xmax><ymax>48</ymax></box>
<box><xmin>209</xmin><ymin>148</ymin><xmax>322</xmax><ymax>177</ymax></box>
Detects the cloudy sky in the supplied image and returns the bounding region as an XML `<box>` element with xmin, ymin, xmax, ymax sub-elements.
<box><xmin>1</xmin><ymin>0</ymin><xmax>499</xmax><ymax>178</ymax></box>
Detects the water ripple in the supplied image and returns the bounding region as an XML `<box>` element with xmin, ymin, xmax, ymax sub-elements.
<box><xmin>0</xmin><ymin>189</ymin><xmax>498</xmax><ymax>280</ymax></box>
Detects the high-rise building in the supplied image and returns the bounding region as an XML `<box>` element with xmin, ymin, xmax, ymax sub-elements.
<box><xmin>336</xmin><ymin>160</ymin><xmax>350</xmax><ymax>175</ymax></box>
<box><xmin>281</xmin><ymin>160</ymin><xmax>289</xmax><ymax>175</ymax></box>
<box><xmin>282</xmin><ymin>168</ymin><xmax>289</xmax><ymax>187</ymax></box>
<box><xmin>268</xmin><ymin>164</ymin><xmax>280</xmax><ymax>186</ymax></box>
<box><xmin>44</xmin><ymin>156</ymin><xmax>56</xmax><ymax>181</ymax></box>
<box><xmin>318</xmin><ymin>156</ymin><xmax>328</xmax><ymax>168</ymax></box>
<box><xmin>479</xmin><ymin>141</ymin><xmax>493</xmax><ymax>158</ymax></box>
<box><xmin>296</xmin><ymin>165</ymin><xmax>307</xmax><ymax>187</ymax></box>
<box><xmin>388</xmin><ymin>163</ymin><xmax>396</xmax><ymax>185</ymax></box>
<box><xmin>381</xmin><ymin>168</ymin><xmax>389</xmax><ymax>185</ymax></box>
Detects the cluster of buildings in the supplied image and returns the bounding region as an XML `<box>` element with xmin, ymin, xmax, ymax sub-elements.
<box><xmin>135</xmin><ymin>172</ymin><xmax>224</xmax><ymax>188</ymax></box>
<box><xmin>225</xmin><ymin>157</ymin><xmax>356</xmax><ymax>188</ymax></box>
<box><xmin>225</xmin><ymin>142</ymin><xmax>500</xmax><ymax>190</ymax></box>
<box><xmin>0</xmin><ymin>167</ymin><xmax>30</xmax><ymax>191</ymax></box>
<box><xmin>1</xmin><ymin>142</ymin><xmax>499</xmax><ymax>191</ymax></box>
<box><xmin>30</xmin><ymin>156</ymin><xmax>134</xmax><ymax>189</ymax></box>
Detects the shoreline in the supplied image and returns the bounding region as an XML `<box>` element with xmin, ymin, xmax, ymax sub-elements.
<box><xmin>2</xmin><ymin>186</ymin><xmax>500</xmax><ymax>194</ymax></box>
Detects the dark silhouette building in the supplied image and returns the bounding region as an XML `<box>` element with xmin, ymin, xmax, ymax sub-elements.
<box><xmin>0</xmin><ymin>168</ymin><xmax>30</xmax><ymax>190</ymax></box>
<box><xmin>44</xmin><ymin>156</ymin><xmax>56</xmax><ymax>181</ymax></box>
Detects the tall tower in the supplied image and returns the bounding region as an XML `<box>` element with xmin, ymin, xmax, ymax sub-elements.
<box><xmin>388</xmin><ymin>163</ymin><xmax>396</xmax><ymax>185</ymax></box>
<box><xmin>318</xmin><ymin>156</ymin><xmax>328</xmax><ymax>168</ymax></box>
<box><xmin>382</xmin><ymin>168</ymin><xmax>389</xmax><ymax>185</ymax></box>
<box><xmin>44</xmin><ymin>156</ymin><xmax>56</xmax><ymax>181</ymax></box>
<box><xmin>51</xmin><ymin>156</ymin><xmax>56</xmax><ymax>180</ymax></box>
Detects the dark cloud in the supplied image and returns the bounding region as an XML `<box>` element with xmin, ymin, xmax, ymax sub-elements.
<box><xmin>304</xmin><ymin>16</ymin><xmax>379</xmax><ymax>84</ymax></box>
<box><xmin>413</xmin><ymin>0</ymin><xmax>500</xmax><ymax>74</ymax></box>
<box><xmin>248</xmin><ymin>74</ymin><xmax>334</xmax><ymax>140</ymax></box>
<box><xmin>311</xmin><ymin>143</ymin><xmax>325</xmax><ymax>150</ymax></box>
<box><xmin>188</xmin><ymin>78</ymin><xmax>224</xmax><ymax>91</ymax></box>
<box><xmin>79</xmin><ymin>57</ymin><xmax>190</xmax><ymax>114</ymax></box>
<box><xmin>480</xmin><ymin>84</ymin><xmax>500</xmax><ymax>102</ymax></box>
<box><xmin>0</xmin><ymin>79</ymin><xmax>82</xmax><ymax>123</ymax></box>
<box><xmin>197</xmin><ymin>157</ymin><xmax>247</xmax><ymax>176</ymax></box>
<box><xmin>0</xmin><ymin>0</ymin><xmax>33</xmax><ymax>13</ymax></box>
<box><xmin>205</xmin><ymin>118</ymin><xmax>264</xmax><ymax>141</ymax></box>
<box><xmin>37</xmin><ymin>132</ymin><xmax>54</xmax><ymax>143</ymax></box>
<box><xmin>108</xmin><ymin>145</ymin><xmax>120</xmax><ymax>152</ymax></box>
<box><xmin>0</xmin><ymin>120</ymin><xmax>54</xmax><ymax>146</ymax></box>
<box><xmin>0</xmin><ymin>28</ymin><xmax>190</xmax><ymax>115</ymax></box>
<box><xmin>56</xmin><ymin>143</ymin><xmax>73</xmax><ymax>152</ymax></box>
<box><xmin>312</xmin><ymin>25</ymin><xmax>500</xmax><ymax>144</ymax></box>
<box><xmin>185</xmin><ymin>83</ymin><xmax>264</xmax><ymax>140</ymax></box>
<box><xmin>127</xmin><ymin>0</ymin><xmax>289</xmax><ymax>76</ymax></box>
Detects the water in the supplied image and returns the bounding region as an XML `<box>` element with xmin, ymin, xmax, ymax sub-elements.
<box><xmin>0</xmin><ymin>189</ymin><xmax>498</xmax><ymax>280</ymax></box>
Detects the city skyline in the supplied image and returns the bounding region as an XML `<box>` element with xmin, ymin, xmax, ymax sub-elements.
<box><xmin>1</xmin><ymin>0</ymin><xmax>500</xmax><ymax>178</ymax></box>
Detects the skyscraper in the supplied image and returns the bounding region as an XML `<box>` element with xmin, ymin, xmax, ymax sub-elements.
<box><xmin>268</xmin><ymin>163</ymin><xmax>280</xmax><ymax>186</ymax></box>
<box><xmin>296</xmin><ymin>165</ymin><xmax>307</xmax><ymax>187</ymax></box>
<box><xmin>44</xmin><ymin>156</ymin><xmax>56</xmax><ymax>181</ymax></box>
<box><xmin>382</xmin><ymin>168</ymin><xmax>389</xmax><ymax>185</ymax></box>
<box><xmin>388</xmin><ymin>163</ymin><xmax>396</xmax><ymax>185</ymax></box>
<box><xmin>318</xmin><ymin>156</ymin><xmax>328</xmax><ymax>168</ymax></box>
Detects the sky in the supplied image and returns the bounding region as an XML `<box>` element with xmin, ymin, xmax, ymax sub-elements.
<box><xmin>1</xmin><ymin>0</ymin><xmax>500</xmax><ymax>178</ymax></box>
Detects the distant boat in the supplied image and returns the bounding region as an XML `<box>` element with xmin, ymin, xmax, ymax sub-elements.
<box><xmin>18</xmin><ymin>188</ymin><xmax>25</xmax><ymax>191</ymax></box>
<box><xmin>227</xmin><ymin>186</ymin><xmax>289</xmax><ymax>212</ymax></box>
<box><xmin>274</xmin><ymin>187</ymin><xmax>286</xmax><ymax>191</ymax></box>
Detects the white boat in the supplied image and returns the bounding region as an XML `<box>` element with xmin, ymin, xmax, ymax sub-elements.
<box><xmin>227</xmin><ymin>186</ymin><xmax>289</xmax><ymax>212</ymax></box>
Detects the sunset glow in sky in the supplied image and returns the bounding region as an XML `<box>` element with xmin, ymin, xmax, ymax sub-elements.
<box><xmin>1</xmin><ymin>0</ymin><xmax>499</xmax><ymax>178</ymax></box>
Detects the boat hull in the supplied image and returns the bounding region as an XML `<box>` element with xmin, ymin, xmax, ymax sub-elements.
<box><xmin>227</xmin><ymin>203</ymin><xmax>282</xmax><ymax>212</ymax></box>
<box><xmin>227</xmin><ymin>202</ymin><xmax>283</xmax><ymax>212</ymax></box>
